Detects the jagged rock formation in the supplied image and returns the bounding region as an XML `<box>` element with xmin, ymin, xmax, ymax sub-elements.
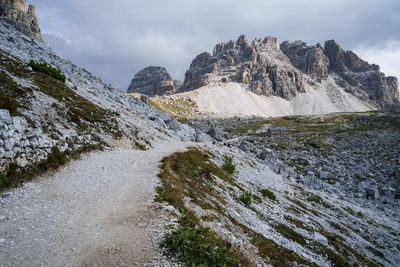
<box><xmin>280</xmin><ymin>41</ymin><xmax>329</xmax><ymax>79</ymax></box>
<box><xmin>282</xmin><ymin>39</ymin><xmax>399</xmax><ymax>107</ymax></box>
<box><xmin>127</xmin><ymin>66</ymin><xmax>176</xmax><ymax>96</ymax></box>
<box><xmin>180</xmin><ymin>35</ymin><xmax>399</xmax><ymax>108</ymax></box>
<box><xmin>182</xmin><ymin>35</ymin><xmax>307</xmax><ymax>100</ymax></box>
<box><xmin>324</xmin><ymin>40</ymin><xmax>398</xmax><ymax>106</ymax></box>
<box><xmin>0</xmin><ymin>0</ymin><xmax>41</xmax><ymax>40</ymax></box>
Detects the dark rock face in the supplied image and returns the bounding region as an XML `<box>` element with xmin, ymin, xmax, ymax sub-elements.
<box><xmin>0</xmin><ymin>0</ymin><xmax>41</xmax><ymax>40</ymax></box>
<box><xmin>182</xmin><ymin>35</ymin><xmax>306</xmax><ymax>100</ymax></box>
<box><xmin>321</xmin><ymin>40</ymin><xmax>398</xmax><ymax>107</ymax></box>
<box><xmin>127</xmin><ymin>66</ymin><xmax>176</xmax><ymax>96</ymax></box>
<box><xmin>280</xmin><ymin>41</ymin><xmax>329</xmax><ymax>79</ymax></box>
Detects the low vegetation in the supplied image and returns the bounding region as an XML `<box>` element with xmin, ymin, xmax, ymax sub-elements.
<box><xmin>0</xmin><ymin>70</ymin><xmax>30</xmax><ymax>115</ymax></box>
<box><xmin>307</xmin><ymin>195</ymin><xmax>323</xmax><ymax>204</ymax></box>
<box><xmin>156</xmin><ymin>148</ymin><xmax>247</xmax><ymax>265</ymax></box>
<box><xmin>222</xmin><ymin>155</ymin><xmax>236</xmax><ymax>174</ymax></box>
<box><xmin>29</xmin><ymin>60</ymin><xmax>66</xmax><ymax>82</ymax></box>
<box><xmin>342</xmin><ymin>206</ymin><xmax>364</xmax><ymax>218</ymax></box>
<box><xmin>260</xmin><ymin>188</ymin><xmax>277</xmax><ymax>201</ymax></box>
<box><xmin>239</xmin><ymin>191</ymin><xmax>252</xmax><ymax>206</ymax></box>
<box><xmin>161</xmin><ymin>222</ymin><xmax>238</xmax><ymax>266</ymax></box>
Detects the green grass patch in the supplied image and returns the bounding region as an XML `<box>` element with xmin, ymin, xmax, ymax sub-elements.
<box><xmin>260</xmin><ymin>188</ymin><xmax>277</xmax><ymax>201</ymax></box>
<box><xmin>29</xmin><ymin>61</ymin><xmax>66</xmax><ymax>82</ymax></box>
<box><xmin>161</xmin><ymin>222</ymin><xmax>239</xmax><ymax>266</ymax></box>
<box><xmin>276</xmin><ymin>223</ymin><xmax>306</xmax><ymax>246</ymax></box>
<box><xmin>250</xmin><ymin>231</ymin><xmax>316</xmax><ymax>267</ymax></box>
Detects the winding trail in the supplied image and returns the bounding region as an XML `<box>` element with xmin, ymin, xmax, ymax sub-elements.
<box><xmin>0</xmin><ymin>142</ymin><xmax>190</xmax><ymax>266</ymax></box>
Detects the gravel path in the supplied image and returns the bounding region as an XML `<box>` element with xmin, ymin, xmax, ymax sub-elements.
<box><xmin>0</xmin><ymin>142</ymin><xmax>189</xmax><ymax>267</ymax></box>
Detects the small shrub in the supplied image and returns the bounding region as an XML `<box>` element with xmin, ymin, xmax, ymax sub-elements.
<box><xmin>29</xmin><ymin>61</ymin><xmax>66</xmax><ymax>82</ymax></box>
<box><xmin>307</xmin><ymin>196</ymin><xmax>322</xmax><ymax>204</ymax></box>
<box><xmin>260</xmin><ymin>188</ymin><xmax>276</xmax><ymax>201</ymax></box>
<box><xmin>222</xmin><ymin>155</ymin><xmax>236</xmax><ymax>174</ymax></box>
<box><xmin>162</xmin><ymin>224</ymin><xmax>237</xmax><ymax>266</ymax></box>
<box><xmin>239</xmin><ymin>191</ymin><xmax>252</xmax><ymax>206</ymax></box>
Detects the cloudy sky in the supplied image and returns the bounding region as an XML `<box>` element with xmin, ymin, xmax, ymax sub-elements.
<box><xmin>28</xmin><ymin>0</ymin><xmax>400</xmax><ymax>90</ymax></box>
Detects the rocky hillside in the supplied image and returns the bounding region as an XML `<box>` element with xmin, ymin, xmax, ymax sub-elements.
<box><xmin>156</xmin><ymin>140</ymin><xmax>400</xmax><ymax>266</ymax></box>
<box><xmin>0</xmin><ymin>7</ymin><xmax>195</xmax><ymax>190</ymax></box>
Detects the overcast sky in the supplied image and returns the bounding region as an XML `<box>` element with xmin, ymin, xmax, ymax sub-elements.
<box><xmin>28</xmin><ymin>0</ymin><xmax>400</xmax><ymax>90</ymax></box>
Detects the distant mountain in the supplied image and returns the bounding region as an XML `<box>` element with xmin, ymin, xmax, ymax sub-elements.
<box><xmin>133</xmin><ymin>35</ymin><xmax>398</xmax><ymax>118</ymax></box>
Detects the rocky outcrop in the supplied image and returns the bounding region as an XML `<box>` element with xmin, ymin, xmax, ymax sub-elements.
<box><xmin>127</xmin><ymin>66</ymin><xmax>176</xmax><ymax>96</ymax></box>
<box><xmin>323</xmin><ymin>40</ymin><xmax>398</xmax><ymax>107</ymax></box>
<box><xmin>280</xmin><ymin>41</ymin><xmax>329</xmax><ymax>79</ymax></box>
<box><xmin>0</xmin><ymin>0</ymin><xmax>41</xmax><ymax>40</ymax></box>
<box><xmin>282</xmin><ymin>39</ymin><xmax>398</xmax><ymax>107</ymax></box>
<box><xmin>181</xmin><ymin>35</ymin><xmax>398</xmax><ymax>108</ymax></box>
<box><xmin>181</xmin><ymin>35</ymin><xmax>307</xmax><ymax>100</ymax></box>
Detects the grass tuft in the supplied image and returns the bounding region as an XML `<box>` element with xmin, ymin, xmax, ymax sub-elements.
<box><xmin>239</xmin><ymin>191</ymin><xmax>252</xmax><ymax>206</ymax></box>
<box><xmin>260</xmin><ymin>188</ymin><xmax>277</xmax><ymax>201</ymax></box>
<box><xmin>222</xmin><ymin>155</ymin><xmax>236</xmax><ymax>174</ymax></box>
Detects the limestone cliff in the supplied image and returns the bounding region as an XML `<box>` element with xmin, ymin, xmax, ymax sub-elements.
<box><xmin>182</xmin><ymin>35</ymin><xmax>307</xmax><ymax>101</ymax></box>
<box><xmin>180</xmin><ymin>35</ymin><xmax>398</xmax><ymax>108</ymax></box>
<box><xmin>0</xmin><ymin>0</ymin><xmax>41</xmax><ymax>40</ymax></box>
<box><xmin>282</xmin><ymin>39</ymin><xmax>398</xmax><ymax>107</ymax></box>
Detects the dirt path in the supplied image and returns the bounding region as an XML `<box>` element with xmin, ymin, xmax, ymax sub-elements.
<box><xmin>0</xmin><ymin>142</ymin><xmax>189</xmax><ymax>266</ymax></box>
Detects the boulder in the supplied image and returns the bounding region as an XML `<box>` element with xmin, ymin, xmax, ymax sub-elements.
<box><xmin>154</xmin><ymin>118</ymin><xmax>167</xmax><ymax>129</ymax></box>
<box><xmin>3</xmin><ymin>137</ymin><xmax>15</xmax><ymax>151</ymax></box>
<box><xmin>0</xmin><ymin>109</ymin><xmax>12</xmax><ymax>124</ymax></box>
<box><xmin>167</xmin><ymin>119</ymin><xmax>181</xmax><ymax>131</ymax></box>
<box><xmin>15</xmin><ymin>156</ymin><xmax>29</xmax><ymax>168</ymax></box>
<box><xmin>207</xmin><ymin>126</ymin><xmax>226</xmax><ymax>141</ymax></box>
<box><xmin>140</xmin><ymin>94</ymin><xmax>149</xmax><ymax>105</ymax></box>
<box><xmin>258</xmin><ymin>148</ymin><xmax>273</xmax><ymax>160</ymax></box>
<box><xmin>313</xmin><ymin>232</ymin><xmax>329</xmax><ymax>245</ymax></box>
<box><xmin>366</xmin><ymin>188</ymin><xmax>379</xmax><ymax>200</ymax></box>
<box><xmin>195</xmin><ymin>129</ymin><xmax>213</xmax><ymax>143</ymax></box>
<box><xmin>239</xmin><ymin>141</ymin><xmax>250</xmax><ymax>152</ymax></box>
<box><xmin>12</xmin><ymin>116</ymin><xmax>28</xmax><ymax>133</ymax></box>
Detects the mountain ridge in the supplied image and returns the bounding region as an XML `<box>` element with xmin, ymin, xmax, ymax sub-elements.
<box><xmin>129</xmin><ymin>35</ymin><xmax>399</xmax><ymax>118</ymax></box>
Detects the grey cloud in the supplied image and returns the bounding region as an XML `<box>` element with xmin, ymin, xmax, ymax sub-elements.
<box><xmin>28</xmin><ymin>0</ymin><xmax>400</xmax><ymax>89</ymax></box>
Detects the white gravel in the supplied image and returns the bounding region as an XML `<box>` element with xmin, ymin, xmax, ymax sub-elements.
<box><xmin>0</xmin><ymin>142</ymin><xmax>190</xmax><ymax>267</ymax></box>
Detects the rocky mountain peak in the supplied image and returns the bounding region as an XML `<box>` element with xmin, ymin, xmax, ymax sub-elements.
<box><xmin>127</xmin><ymin>66</ymin><xmax>176</xmax><ymax>96</ymax></box>
<box><xmin>0</xmin><ymin>0</ymin><xmax>41</xmax><ymax>40</ymax></box>
<box><xmin>179</xmin><ymin>35</ymin><xmax>398</xmax><ymax>108</ymax></box>
<box><xmin>182</xmin><ymin>35</ymin><xmax>307</xmax><ymax>100</ymax></box>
